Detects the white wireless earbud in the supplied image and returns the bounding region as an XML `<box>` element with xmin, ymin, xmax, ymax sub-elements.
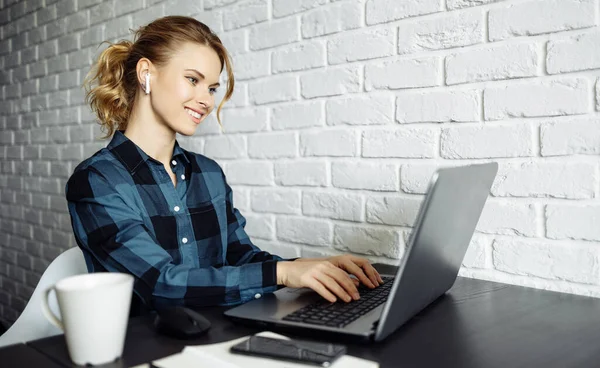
<box><xmin>144</xmin><ymin>73</ymin><xmax>150</xmax><ymax>94</ymax></box>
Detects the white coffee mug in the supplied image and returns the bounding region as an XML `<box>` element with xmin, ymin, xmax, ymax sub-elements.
<box><xmin>41</xmin><ymin>272</ymin><xmax>134</xmax><ymax>366</ymax></box>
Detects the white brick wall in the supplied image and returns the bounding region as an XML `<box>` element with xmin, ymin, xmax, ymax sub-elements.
<box><xmin>1</xmin><ymin>0</ymin><xmax>600</xmax><ymax>326</ymax></box>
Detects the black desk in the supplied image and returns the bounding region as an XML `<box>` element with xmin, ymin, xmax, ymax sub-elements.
<box><xmin>0</xmin><ymin>343</ymin><xmax>65</xmax><ymax>368</ymax></box>
<box><xmin>12</xmin><ymin>264</ymin><xmax>600</xmax><ymax>367</ymax></box>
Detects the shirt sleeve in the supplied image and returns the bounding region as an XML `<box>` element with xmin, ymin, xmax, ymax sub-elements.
<box><xmin>66</xmin><ymin>167</ymin><xmax>280</xmax><ymax>308</ymax></box>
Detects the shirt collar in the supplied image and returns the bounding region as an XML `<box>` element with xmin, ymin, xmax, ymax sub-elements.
<box><xmin>107</xmin><ymin>130</ymin><xmax>190</xmax><ymax>174</ymax></box>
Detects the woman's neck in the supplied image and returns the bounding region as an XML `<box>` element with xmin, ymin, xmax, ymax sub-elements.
<box><xmin>124</xmin><ymin>103</ymin><xmax>176</xmax><ymax>166</ymax></box>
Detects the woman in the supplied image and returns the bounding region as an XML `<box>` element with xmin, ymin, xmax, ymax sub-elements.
<box><xmin>66</xmin><ymin>16</ymin><xmax>382</xmax><ymax>313</ymax></box>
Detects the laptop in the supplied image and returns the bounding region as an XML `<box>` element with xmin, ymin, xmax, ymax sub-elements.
<box><xmin>225</xmin><ymin>162</ymin><xmax>498</xmax><ymax>342</ymax></box>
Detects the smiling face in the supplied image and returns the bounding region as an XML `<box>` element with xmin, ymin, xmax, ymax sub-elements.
<box><xmin>149</xmin><ymin>42</ymin><xmax>222</xmax><ymax>136</ymax></box>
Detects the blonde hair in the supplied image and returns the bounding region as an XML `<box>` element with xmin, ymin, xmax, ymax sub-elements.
<box><xmin>83</xmin><ymin>16</ymin><xmax>234</xmax><ymax>138</ymax></box>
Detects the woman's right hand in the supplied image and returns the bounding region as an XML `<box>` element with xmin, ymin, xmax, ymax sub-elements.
<box><xmin>276</xmin><ymin>260</ymin><xmax>361</xmax><ymax>303</ymax></box>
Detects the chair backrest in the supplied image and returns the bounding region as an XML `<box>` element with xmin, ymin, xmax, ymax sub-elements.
<box><xmin>0</xmin><ymin>247</ymin><xmax>88</xmax><ymax>348</ymax></box>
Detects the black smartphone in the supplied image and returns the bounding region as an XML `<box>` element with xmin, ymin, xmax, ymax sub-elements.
<box><xmin>229</xmin><ymin>335</ymin><xmax>347</xmax><ymax>367</ymax></box>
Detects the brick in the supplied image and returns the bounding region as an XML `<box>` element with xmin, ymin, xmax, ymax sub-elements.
<box><xmin>396</xmin><ymin>90</ymin><xmax>481</xmax><ymax>123</ymax></box>
<box><xmin>272</xmin><ymin>101</ymin><xmax>324</xmax><ymax>130</ymax></box>
<box><xmin>366</xmin><ymin>196</ymin><xmax>422</xmax><ymax>226</ymax></box>
<box><xmin>441</xmin><ymin>124</ymin><xmax>534</xmax><ymax>159</ymax></box>
<box><xmin>204</xmin><ymin>136</ymin><xmax>246</xmax><ymax>159</ymax></box>
<box><xmin>115</xmin><ymin>0</ymin><xmax>144</xmax><ymax>16</ymax></box>
<box><xmin>366</xmin><ymin>0</ymin><xmax>441</xmax><ymax>25</ymax></box>
<box><xmin>194</xmin><ymin>10</ymin><xmax>223</xmax><ymax>34</ymax></box>
<box><xmin>16</xmin><ymin>13</ymin><xmax>35</xmax><ymax>34</ymax></box>
<box><xmin>274</xmin><ymin>161</ymin><xmax>327</xmax><ymax>187</ymax></box>
<box><xmin>81</xmin><ymin>25</ymin><xmax>104</xmax><ymax>48</ymax></box>
<box><xmin>300</xmin><ymin>66</ymin><xmax>360</xmax><ymax>99</ymax></box>
<box><xmin>547</xmin><ymin>32</ymin><xmax>600</xmax><ymax>74</ymax></box>
<box><xmin>362</xmin><ymin>128</ymin><xmax>436</xmax><ymax>158</ymax></box>
<box><xmin>223</xmin><ymin>0</ymin><xmax>268</xmax><ymax>31</ymax></box>
<box><xmin>334</xmin><ymin>224</ymin><xmax>401</xmax><ymax>259</ymax></box>
<box><xmin>401</xmin><ymin>163</ymin><xmax>455</xmax><ymax>194</ymax></box>
<box><xmin>276</xmin><ymin>216</ymin><xmax>331</xmax><ymax>247</ymax></box>
<box><xmin>300</xmin><ymin>130</ymin><xmax>357</xmax><ymax>157</ymax></box>
<box><xmin>302</xmin><ymin>192</ymin><xmax>363</xmax><ymax>222</ymax></box>
<box><xmin>477</xmin><ymin>201</ymin><xmax>538</xmax><ymax>237</ymax></box>
<box><xmin>57</xmin><ymin>34</ymin><xmax>79</xmax><ymax>54</ymax></box>
<box><xmin>301</xmin><ymin>1</ymin><xmax>361</xmax><ymax>38</ymax></box>
<box><xmin>484</xmin><ymin>79</ymin><xmax>589</xmax><ymax>121</ymax></box>
<box><xmin>28</xmin><ymin>27</ymin><xmax>47</xmax><ymax>45</ymax></box>
<box><xmin>489</xmin><ymin>0</ymin><xmax>595</xmax><ymax>41</ymax></box>
<box><xmin>56</xmin><ymin>0</ymin><xmax>76</xmax><ymax>17</ymax></box>
<box><xmin>58</xmin><ymin>70</ymin><xmax>80</xmax><ymax>90</ymax></box>
<box><xmin>250</xmin><ymin>17</ymin><xmax>299</xmax><ymax>51</ymax></box>
<box><xmin>365</xmin><ymin>57</ymin><xmax>440</xmax><ymax>90</ymax></box>
<box><xmin>332</xmin><ymin>162</ymin><xmax>398</xmax><ymax>191</ymax></box>
<box><xmin>541</xmin><ymin>118</ymin><xmax>600</xmax><ymax>156</ymax></box>
<box><xmin>105</xmin><ymin>16</ymin><xmax>133</xmax><ymax>40</ymax></box>
<box><xmin>492</xmin><ymin>161</ymin><xmax>596</xmax><ymax>199</ymax></box>
<box><xmin>328</xmin><ymin>28</ymin><xmax>395</xmax><ymax>65</ymax></box>
<box><xmin>461</xmin><ymin>236</ymin><xmax>488</xmax><ymax>268</ymax></box>
<box><xmin>220</xmin><ymin>29</ymin><xmax>246</xmax><ymax>55</ymax></box>
<box><xmin>224</xmin><ymin>83</ymin><xmax>247</xmax><ymax>108</ymax></box>
<box><xmin>248</xmin><ymin>76</ymin><xmax>298</xmax><ymax>105</ymax></box>
<box><xmin>273</xmin><ymin>0</ymin><xmax>327</xmax><ymax>18</ymax></box>
<box><xmin>446</xmin><ymin>43</ymin><xmax>539</xmax><ymax>85</ymax></box>
<box><xmin>90</xmin><ymin>1</ymin><xmax>115</xmax><ymax>26</ymax></box>
<box><xmin>546</xmin><ymin>205</ymin><xmax>600</xmax><ymax>241</ymax></box>
<box><xmin>447</xmin><ymin>0</ymin><xmax>503</xmax><ymax>9</ymax></box>
<box><xmin>224</xmin><ymin>161</ymin><xmax>273</xmax><ymax>186</ymax></box>
<box><xmin>272</xmin><ymin>41</ymin><xmax>325</xmax><ymax>74</ymax></box>
<box><xmin>204</xmin><ymin>0</ymin><xmax>237</xmax><ymax>10</ymax></box>
<box><xmin>37</xmin><ymin>4</ymin><xmax>57</xmax><ymax>24</ymax></box>
<box><xmin>492</xmin><ymin>239</ymin><xmax>599</xmax><ymax>284</ymax></box>
<box><xmin>398</xmin><ymin>8</ymin><xmax>484</xmax><ymax>54</ymax></box>
<box><xmin>232</xmin><ymin>187</ymin><xmax>249</xmax><ymax>212</ymax></box>
<box><xmin>66</xmin><ymin>11</ymin><xmax>89</xmax><ymax>33</ymax></box>
<box><xmin>221</xmin><ymin>108</ymin><xmax>268</xmax><ymax>133</ymax></box>
<box><xmin>251</xmin><ymin>188</ymin><xmax>301</xmax><ymax>214</ymax></box>
<box><xmin>244</xmin><ymin>214</ymin><xmax>274</xmax><ymax>240</ymax></box>
<box><xmin>231</xmin><ymin>51</ymin><xmax>269</xmax><ymax>81</ymax></box>
<box><xmin>248</xmin><ymin>132</ymin><xmax>297</xmax><ymax>159</ymax></box>
<box><xmin>327</xmin><ymin>94</ymin><xmax>394</xmax><ymax>126</ymax></box>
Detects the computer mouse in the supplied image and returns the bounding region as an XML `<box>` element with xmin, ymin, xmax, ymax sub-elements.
<box><xmin>153</xmin><ymin>306</ymin><xmax>211</xmax><ymax>339</ymax></box>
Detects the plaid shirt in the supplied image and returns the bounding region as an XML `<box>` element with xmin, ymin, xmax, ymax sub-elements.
<box><xmin>66</xmin><ymin>130</ymin><xmax>283</xmax><ymax>309</ymax></box>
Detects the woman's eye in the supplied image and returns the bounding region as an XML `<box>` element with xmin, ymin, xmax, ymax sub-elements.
<box><xmin>187</xmin><ymin>77</ymin><xmax>198</xmax><ymax>85</ymax></box>
<box><xmin>209</xmin><ymin>87</ymin><xmax>218</xmax><ymax>95</ymax></box>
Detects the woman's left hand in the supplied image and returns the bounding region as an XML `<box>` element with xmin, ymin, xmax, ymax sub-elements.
<box><xmin>325</xmin><ymin>255</ymin><xmax>384</xmax><ymax>289</ymax></box>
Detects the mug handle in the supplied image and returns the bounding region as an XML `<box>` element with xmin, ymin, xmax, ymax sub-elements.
<box><xmin>41</xmin><ymin>287</ymin><xmax>64</xmax><ymax>330</ymax></box>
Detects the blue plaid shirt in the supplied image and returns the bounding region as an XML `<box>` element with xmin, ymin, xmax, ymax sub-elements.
<box><xmin>66</xmin><ymin>131</ymin><xmax>283</xmax><ymax>309</ymax></box>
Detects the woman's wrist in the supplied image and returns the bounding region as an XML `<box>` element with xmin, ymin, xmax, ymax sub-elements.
<box><xmin>276</xmin><ymin>261</ymin><xmax>290</xmax><ymax>285</ymax></box>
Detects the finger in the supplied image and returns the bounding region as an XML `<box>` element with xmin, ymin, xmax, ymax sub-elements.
<box><xmin>316</xmin><ymin>273</ymin><xmax>353</xmax><ymax>303</ymax></box>
<box><xmin>342</xmin><ymin>260</ymin><xmax>376</xmax><ymax>289</ymax></box>
<box><xmin>361</xmin><ymin>263</ymin><xmax>382</xmax><ymax>287</ymax></box>
<box><xmin>307</xmin><ymin>279</ymin><xmax>337</xmax><ymax>303</ymax></box>
<box><xmin>324</xmin><ymin>266</ymin><xmax>360</xmax><ymax>300</ymax></box>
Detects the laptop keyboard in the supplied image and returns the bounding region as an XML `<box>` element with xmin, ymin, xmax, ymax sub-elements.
<box><xmin>282</xmin><ymin>276</ymin><xmax>395</xmax><ymax>328</ymax></box>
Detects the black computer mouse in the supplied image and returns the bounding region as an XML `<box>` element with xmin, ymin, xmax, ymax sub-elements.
<box><xmin>153</xmin><ymin>306</ymin><xmax>211</xmax><ymax>339</ymax></box>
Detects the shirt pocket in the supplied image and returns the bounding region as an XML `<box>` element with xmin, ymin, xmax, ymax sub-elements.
<box><xmin>188</xmin><ymin>195</ymin><xmax>225</xmax><ymax>261</ymax></box>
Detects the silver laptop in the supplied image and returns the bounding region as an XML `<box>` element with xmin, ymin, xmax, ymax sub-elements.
<box><xmin>225</xmin><ymin>163</ymin><xmax>498</xmax><ymax>342</ymax></box>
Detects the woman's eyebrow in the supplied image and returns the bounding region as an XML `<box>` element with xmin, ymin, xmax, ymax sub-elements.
<box><xmin>185</xmin><ymin>68</ymin><xmax>220</xmax><ymax>87</ymax></box>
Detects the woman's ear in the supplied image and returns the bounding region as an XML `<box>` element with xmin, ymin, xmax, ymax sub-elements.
<box><xmin>136</xmin><ymin>58</ymin><xmax>152</xmax><ymax>95</ymax></box>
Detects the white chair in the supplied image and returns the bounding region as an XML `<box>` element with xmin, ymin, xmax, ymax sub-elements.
<box><xmin>0</xmin><ymin>247</ymin><xmax>88</xmax><ymax>348</ymax></box>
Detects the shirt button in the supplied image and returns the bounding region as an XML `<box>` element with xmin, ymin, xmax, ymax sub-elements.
<box><xmin>254</xmin><ymin>293</ymin><xmax>261</xmax><ymax>299</ymax></box>
<box><xmin>182</xmin><ymin>237</ymin><xmax>188</xmax><ymax>244</ymax></box>
<box><xmin>174</xmin><ymin>206</ymin><xmax>180</xmax><ymax>212</ymax></box>
<box><xmin>171</xmin><ymin>160</ymin><xmax>177</xmax><ymax>166</ymax></box>
<box><xmin>180</xmin><ymin>174</ymin><xmax>185</xmax><ymax>180</ymax></box>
